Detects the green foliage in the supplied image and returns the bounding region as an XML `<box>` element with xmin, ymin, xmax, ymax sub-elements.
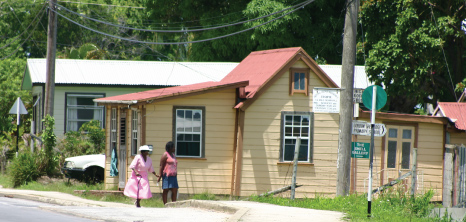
<box><xmin>0</xmin><ymin>58</ymin><xmax>31</xmax><ymax>136</ymax></box>
<box><xmin>41</xmin><ymin>115</ymin><xmax>59</xmax><ymax>176</ymax></box>
<box><xmin>8</xmin><ymin>151</ymin><xmax>42</xmax><ymax>187</ymax></box>
<box><xmin>191</xmin><ymin>191</ymin><xmax>218</xmax><ymax>200</ymax></box>
<box><xmin>249</xmin><ymin>190</ymin><xmax>447</xmax><ymax>221</ymax></box>
<box><xmin>360</xmin><ymin>0</ymin><xmax>466</xmax><ymax>112</ymax></box>
<box><xmin>57</xmin><ymin>120</ymin><xmax>105</xmax><ymax>158</ymax></box>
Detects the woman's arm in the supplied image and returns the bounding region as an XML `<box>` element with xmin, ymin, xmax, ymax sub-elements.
<box><xmin>157</xmin><ymin>153</ymin><xmax>167</xmax><ymax>182</ymax></box>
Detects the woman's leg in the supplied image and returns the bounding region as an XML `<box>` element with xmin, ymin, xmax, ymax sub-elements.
<box><xmin>162</xmin><ymin>189</ymin><xmax>169</xmax><ymax>204</ymax></box>
<box><xmin>170</xmin><ymin>188</ymin><xmax>178</xmax><ymax>202</ymax></box>
<box><xmin>136</xmin><ymin>199</ymin><xmax>141</xmax><ymax>208</ymax></box>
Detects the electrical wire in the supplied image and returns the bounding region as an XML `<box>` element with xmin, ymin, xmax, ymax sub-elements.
<box><xmin>0</xmin><ymin>2</ymin><xmax>46</xmax><ymax>51</ymax></box>
<box><xmin>0</xmin><ymin>4</ymin><xmax>46</xmax><ymax>60</ymax></box>
<box><xmin>53</xmin><ymin>0</ymin><xmax>312</xmax><ymax>33</ymax></box>
<box><xmin>430</xmin><ymin>5</ymin><xmax>458</xmax><ymax>101</ymax></box>
<box><xmin>50</xmin><ymin>0</ymin><xmax>315</xmax><ymax>45</ymax></box>
<box><xmin>57</xmin><ymin>0</ymin><xmax>145</xmax><ymax>9</ymax></box>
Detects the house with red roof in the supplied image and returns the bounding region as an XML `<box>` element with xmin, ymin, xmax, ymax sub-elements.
<box><xmin>96</xmin><ymin>47</ymin><xmax>454</xmax><ymax>202</ymax></box>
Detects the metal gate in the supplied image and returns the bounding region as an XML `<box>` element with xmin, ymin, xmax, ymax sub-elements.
<box><xmin>456</xmin><ymin>145</ymin><xmax>466</xmax><ymax>206</ymax></box>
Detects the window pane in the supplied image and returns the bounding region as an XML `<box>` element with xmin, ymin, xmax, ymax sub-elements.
<box><xmin>293</xmin><ymin>115</ymin><xmax>301</xmax><ymax>125</ymax></box>
<box><xmin>76</xmin><ymin>97</ymin><xmax>94</xmax><ymax>106</ymax></box>
<box><xmin>177</xmin><ymin>134</ymin><xmax>184</xmax><ymax>141</ymax></box>
<box><xmin>402</xmin><ymin>142</ymin><xmax>411</xmax><ymax>169</ymax></box>
<box><xmin>387</xmin><ymin>141</ymin><xmax>397</xmax><ymax>168</ymax></box>
<box><xmin>285</xmin><ymin>116</ymin><xmax>293</xmax><ymax>125</ymax></box>
<box><xmin>293</xmin><ymin>127</ymin><xmax>301</xmax><ymax>137</ymax></box>
<box><xmin>402</xmin><ymin>129</ymin><xmax>412</xmax><ymax>139</ymax></box>
<box><xmin>388</xmin><ymin>128</ymin><xmax>398</xmax><ymax>138</ymax></box>
<box><xmin>185</xmin><ymin>110</ymin><xmax>193</xmax><ymax>132</ymax></box>
<box><xmin>185</xmin><ymin>134</ymin><xmax>192</xmax><ymax>141</ymax></box>
<box><xmin>298</xmin><ymin>139</ymin><xmax>308</xmax><ymax>161</ymax></box>
<box><xmin>285</xmin><ymin>126</ymin><xmax>292</xmax><ymax>136</ymax></box>
<box><xmin>294</xmin><ymin>73</ymin><xmax>300</xmax><ymax>90</ymax></box>
<box><xmin>284</xmin><ymin>139</ymin><xmax>296</xmax><ymax>161</ymax></box>
<box><xmin>176</xmin><ymin>141</ymin><xmax>200</xmax><ymax>156</ymax></box>
<box><xmin>299</xmin><ymin>73</ymin><xmax>305</xmax><ymax>90</ymax></box>
<box><xmin>301</xmin><ymin>127</ymin><xmax>309</xmax><ymax>137</ymax></box>
<box><xmin>193</xmin><ymin>134</ymin><xmax>200</xmax><ymax>141</ymax></box>
<box><xmin>302</xmin><ymin>116</ymin><xmax>309</xmax><ymax>126</ymax></box>
<box><xmin>77</xmin><ymin>109</ymin><xmax>94</xmax><ymax>119</ymax></box>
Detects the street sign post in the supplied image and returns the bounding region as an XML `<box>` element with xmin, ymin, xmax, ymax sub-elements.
<box><xmin>352</xmin><ymin>120</ymin><xmax>387</xmax><ymax>137</ymax></box>
<box><xmin>362</xmin><ymin>85</ymin><xmax>387</xmax><ymax>217</ymax></box>
<box><xmin>351</xmin><ymin>142</ymin><xmax>370</xmax><ymax>159</ymax></box>
<box><xmin>9</xmin><ymin>97</ymin><xmax>28</xmax><ymax>156</ymax></box>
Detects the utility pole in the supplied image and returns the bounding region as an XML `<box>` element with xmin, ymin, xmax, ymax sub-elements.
<box><xmin>44</xmin><ymin>0</ymin><xmax>57</xmax><ymax>116</ymax></box>
<box><xmin>336</xmin><ymin>0</ymin><xmax>359</xmax><ymax>196</ymax></box>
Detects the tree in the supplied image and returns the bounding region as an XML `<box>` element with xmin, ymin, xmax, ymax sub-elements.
<box><xmin>359</xmin><ymin>0</ymin><xmax>466</xmax><ymax>113</ymax></box>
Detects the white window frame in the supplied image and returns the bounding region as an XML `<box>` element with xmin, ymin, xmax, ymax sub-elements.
<box><xmin>280</xmin><ymin>111</ymin><xmax>314</xmax><ymax>163</ymax></box>
<box><xmin>131</xmin><ymin>110</ymin><xmax>140</xmax><ymax>156</ymax></box>
<box><xmin>173</xmin><ymin>107</ymin><xmax>205</xmax><ymax>158</ymax></box>
<box><xmin>110</xmin><ymin>108</ymin><xmax>117</xmax><ymax>152</ymax></box>
<box><xmin>65</xmin><ymin>93</ymin><xmax>105</xmax><ymax>132</ymax></box>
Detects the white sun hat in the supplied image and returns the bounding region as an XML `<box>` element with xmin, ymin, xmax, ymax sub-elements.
<box><xmin>139</xmin><ymin>145</ymin><xmax>153</xmax><ymax>152</ymax></box>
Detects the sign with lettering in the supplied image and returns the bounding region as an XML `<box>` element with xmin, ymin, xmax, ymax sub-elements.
<box><xmin>353</xmin><ymin>88</ymin><xmax>364</xmax><ymax>103</ymax></box>
<box><xmin>352</xmin><ymin>120</ymin><xmax>387</xmax><ymax>137</ymax></box>
<box><xmin>351</xmin><ymin>142</ymin><xmax>370</xmax><ymax>158</ymax></box>
<box><xmin>313</xmin><ymin>88</ymin><xmax>340</xmax><ymax>113</ymax></box>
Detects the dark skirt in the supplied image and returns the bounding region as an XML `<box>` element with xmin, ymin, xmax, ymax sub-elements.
<box><xmin>162</xmin><ymin>175</ymin><xmax>179</xmax><ymax>189</ymax></box>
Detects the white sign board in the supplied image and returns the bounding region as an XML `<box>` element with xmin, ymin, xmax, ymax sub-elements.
<box><xmin>353</xmin><ymin>88</ymin><xmax>364</xmax><ymax>103</ymax></box>
<box><xmin>352</xmin><ymin>120</ymin><xmax>387</xmax><ymax>137</ymax></box>
<box><xmin>313</xmin><ymin>88</ymin><xmax>340</xmax><ymax>113</ymax></box>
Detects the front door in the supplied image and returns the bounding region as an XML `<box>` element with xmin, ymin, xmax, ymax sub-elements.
<box><xmin>385</xmin><ymin>125</ymin><xmax>415</xmax><ymax>184</ymax></box>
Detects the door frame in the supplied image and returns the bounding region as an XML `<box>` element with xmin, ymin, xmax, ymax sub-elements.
<box><xmin>380</xmin><ymin>122</ymin><xmax>418</xmax><ymax>186</ymax></box>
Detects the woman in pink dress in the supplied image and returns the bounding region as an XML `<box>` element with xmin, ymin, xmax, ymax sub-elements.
<box><xmin>124</xmin><ymin>145</ymin><xmax>158</xmax><ymax>208</ymax></box>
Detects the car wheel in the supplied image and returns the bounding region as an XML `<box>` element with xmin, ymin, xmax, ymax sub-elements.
<box><xmin>84</xmin><ymin>166</ymin><xmax>104</xmax><ymax>184</ymax></box>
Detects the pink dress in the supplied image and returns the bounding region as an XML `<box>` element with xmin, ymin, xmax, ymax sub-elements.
<box><xmin>123</xmin><ymin>154</ymin><xmax>154</xmax><ymax>199</ymax></box>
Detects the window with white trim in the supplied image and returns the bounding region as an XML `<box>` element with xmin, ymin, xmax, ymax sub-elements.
<box><xmin>110</xmin><ymin>108</ymin><xmax>117</xmax><ymax>152</ymax></box>
<box><xmin>280</xmin><ymin>111</ymin><xmax>314</xmax><ymax>162</ymax></box>
<box><xmin>131</xmin><ymin>110</ymin><xmax>139</xmax><ymax>156</ymax></box>
<box><xmin>66</xmin><ymin>93</ymin><xmax>104</xmax><ymax>132</ymax></box>
<box><xmin>174</xmin><ymin>107</ymin><xmax>205</xmax><ymax>158</ymax></box>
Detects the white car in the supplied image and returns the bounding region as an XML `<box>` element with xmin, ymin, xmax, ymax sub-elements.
<box><xmin>61</xmin><ymin>154</ymin><xmax>105</xmax><ymax>183</ymax></box>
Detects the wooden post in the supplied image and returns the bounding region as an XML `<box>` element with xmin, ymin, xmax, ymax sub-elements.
<box><xmin>336</xmin><ymin>0</ymin><xmax>359</xmax><ymax>196</ymax></box>
<box><xmin>291</xmin><ymin>138</ymin><xmax>301</xmax><ymax>200</ymax></box>
<box><xmin>410</xmin><ymin>148</ymin><xmax>418</xmax><ymax>196</ymax></box>
<box><xmin>45</xmin><ymin>0</ymin><xmax>57</xmax><ymax>116</ymax></box>
<box><xmin>30</xmin><ymin>120</ymin><xmax>35</xmax><ymax>153</ymax></box>
<box><xmin>443</xmin><ymin>144</ymin><xmax>456</xmax><ymax>207</ymax></box>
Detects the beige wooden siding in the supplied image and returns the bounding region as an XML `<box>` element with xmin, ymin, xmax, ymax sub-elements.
<box><xmin>136</xmin><ymin>88</ymin><xmax>237</xmax><ymax>195</ymax></box>
<box><xmin>52</xmin><ymin>86</ymin><xmax>151</xmax><ymax>137</ymax></box>
<box><xmin>354</xmin><ymin>119</ymin><xmax>444</xmax><ymax>201</ymax></box>
<box><xmin>450</xmin><ymin>132</ymin><xmax>466</xmax><ymax>146</ymax></box>
<box><xmin>241</xmin><ymin>60</ymin><xmax>340</xmax><ymax>198</ymax></box>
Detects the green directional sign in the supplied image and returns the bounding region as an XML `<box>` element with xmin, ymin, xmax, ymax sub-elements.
<box><xmin>351</xmin><ymin>142</ymin><xmax>370</xmax><ymax>159</ymax></box>
<box><xmin>362</xmin><ymin>85</ymin><xmax>387</xmax><ymax>110</ymax></box>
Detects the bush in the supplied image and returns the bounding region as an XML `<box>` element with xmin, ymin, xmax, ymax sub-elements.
<box><xmin>57</xmin><ymin>120</ymin><xmax>105</xmax><ymax>159</ymax></box>
<box><xmin>8</xmin><ymin>151</ymin><xmax>42</xmax><ymax>187</ymax></box>
<box><xmin>42</xmin><ymin>115</ymin><xmax>59</xmax><ymax>176</ymax></box>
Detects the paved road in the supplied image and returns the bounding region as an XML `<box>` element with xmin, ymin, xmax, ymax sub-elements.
<box><xmin>0</xmin><ymin>187</ymin><xmax>345</xmax><ymax>222</ymax></box>
<box><xmin>0</xmin><ymin>197</ymin><xmax>98</xmax><ymax>222</ymax></box>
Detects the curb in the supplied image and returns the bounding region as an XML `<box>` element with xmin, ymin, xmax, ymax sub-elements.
<box><xmin>166</xmin><ymin>200</ymin><xmax>249</xmax><ymax>222</ymax></box>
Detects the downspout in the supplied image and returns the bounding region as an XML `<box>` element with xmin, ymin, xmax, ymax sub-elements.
<box><xmin>230</xmin><ymin>108</ymin><xmax>239</xmax><ymax>198</ymax></box>
<box><xmin>234</xmin><ymin>109</ymin><xmax>245</xmax><ymax>196</ymax></box>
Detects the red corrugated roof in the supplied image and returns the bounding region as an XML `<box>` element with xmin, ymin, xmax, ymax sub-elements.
<box><xmin>437</xmin><ymin>102</ymin><xmax>466</xmax><ymax>130</ymax></box>
<box><xmin>95</xmin><ymin>80</ymin><xmax>248</xmax><ymax>104</ymax></box>
<box><xmin>221</xmin><ymin>47</ymin><xmax>302</xmax><ymax>98</ymax></box>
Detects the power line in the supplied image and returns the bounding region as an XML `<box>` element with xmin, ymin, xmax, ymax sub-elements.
<box><xmin>50</xmin><ymin>0</ymin><xmax>315</xmax><ymax>45</ymax></box>
<box><xmin>1</xmin><ymin>4</ymin><xmax>46</xmax><ymax>60</ymax></box>
<box><xmin>0</xmin><ymin>3</ymin><xmax>46</xmax><ymax>51</ymax></box>
<box><xmin>56</xmin><ymin>0</ymin><xmax>145</xmax><ymax>9</ymax></box>
<box><xmin>54</xmin><ymin>0</ymin><xmax>312</xmax><ymax>33</ymax></box>
<box><xmin>430</xmin><ymin>5</ymin><xmax>458</xmax><ymax>101</ymax></box>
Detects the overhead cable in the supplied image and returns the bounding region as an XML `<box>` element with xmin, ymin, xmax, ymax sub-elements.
<box><xmin>50</xmin><ymin>0</ymin><xmax>314</xmax><ymax>45</ymax></box>
<box><xmin>53</xmin><ymin>0</ymin><xmax>312</xmax><ymax>33</ymax></box>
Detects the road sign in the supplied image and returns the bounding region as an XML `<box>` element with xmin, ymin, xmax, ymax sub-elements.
<box><xmin>351</xmin><ymin>142</ymin><xmax>370</xmax><ymax>158</ymax></box>
<box><xmin>312</xmin><ymin>88</ymin><xmax>340</xmax><ymax>113</ymax></box>
<box><xmin>9</xmin><ymin>97</ymin><xmax>28</xmax><ymax>115</ymax></box>
<box><xmin>352</xmin><ymin>120</ymin><xmax>387</xmax><ymax>137</ymax></box>
<box><xmin>353</xmin><ymin>88</ymin><xmax>364</xmax><ymax>103</ymax></box>
<box><xmin>362</xmin><ymin>85</ymin><xmax>387</xmax><ymax>110</ymax></box>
